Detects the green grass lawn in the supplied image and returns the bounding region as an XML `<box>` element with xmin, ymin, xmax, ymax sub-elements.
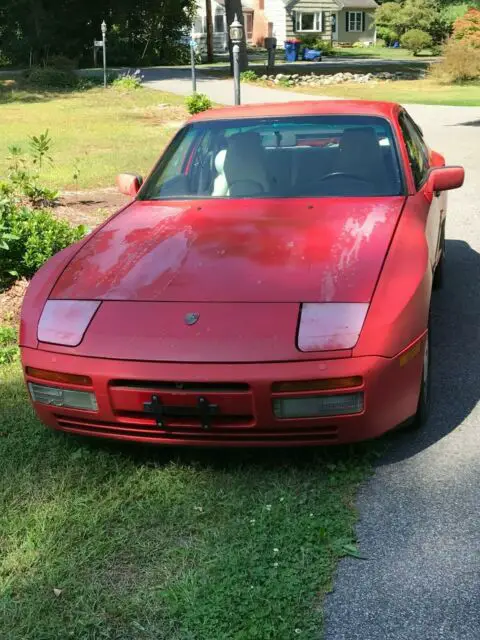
<box><xmin>0</xmin><ymin>80</ymin><xmax>381</xmax><ymax>639</ymax></box>
<box><xmin>276</xmin><ymin>78</ymin><xmax>480</xmax><ymax>107</ymax></box>
<box><xmin>0</xmin><ymin>80</ymin><xmax>187</xmax><ymax>190</ymax></box>
<box><xmin>0</xmin><ymin>356</ymin><xmax>377</xmax><ymax>639</ymax></box>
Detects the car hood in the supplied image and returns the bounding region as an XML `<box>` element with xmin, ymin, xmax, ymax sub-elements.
<box><xmin>51</xmin><ymin>197</ymin><xmax>405</xmax><ymax>304</ymax></box>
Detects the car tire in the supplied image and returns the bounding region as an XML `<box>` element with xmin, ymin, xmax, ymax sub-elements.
<box><xmin>410</xmin><ymin>327</ymin><xmax>432</xmax><ymax>430</ymax></box>
<box><xmin>433</xmin><ymin>225</ymin><xmax>445</xmax><ymax>291</ymax></box>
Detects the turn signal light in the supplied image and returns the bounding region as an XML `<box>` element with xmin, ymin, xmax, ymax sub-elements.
<box><xmin>25</xmin><ymin>367</ymin><xmax>92</xmax><ymax>387</ymax></box>
<box><xmin>272</xmin><ymin>377</ymin><xmax>363</xmax><ymax>393</ymax></box>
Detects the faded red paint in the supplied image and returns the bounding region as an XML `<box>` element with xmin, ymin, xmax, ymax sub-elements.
<box><xmin>20</xmin><ymin>100</ymin><xmax>465</xmax><ymax>447</ymax></box>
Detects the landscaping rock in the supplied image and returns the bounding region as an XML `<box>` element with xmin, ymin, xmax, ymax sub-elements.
<box><xmin>263</xmin><ymin>69</ymin><xmax>421</xmax><ymax>87</ymax></box>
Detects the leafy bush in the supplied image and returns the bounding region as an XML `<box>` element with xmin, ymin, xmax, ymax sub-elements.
<box><xmin>377</xmin><ymin>0</ymin><xmax>452</xmax><ymax>46</ymax></box>
<box><xmin>0</xmin><ymin>326</ymin><xmax>18</xmax><ymax>364</ymax></box>
<box><xmin>0</xmin><ymin>195</ymin><xmax>85</xmax><ymax>285</ymax></box>
<box><xmin>185</xmin><ymin>93</ymin><xmax>212</xmax><ymax>115</ymax></box>
<box><xmin>240</xmin><ymin>70</ymin><xmax>258</xmax><ymax>83</ymax></box>
<box><xmin>453</xmin><ymin>8</ymin><xmax>480</xmax><ymax>47</ymax></box>
<box><xmin>46</xmin><ymin>55</ymin><xmax>77</xmax><ymax>70</ymax></box>
<box><xmin>6</xmin><ymin>133</ymin><xmax>59</xmax><ymax>208</ymax></box>
<box><xmin>377</xmin><ymin>26</ymin><xmax>398</xmax><ymax>47</ymax></box>
<box><xmin>299</xmin><ymin>36</ymin><xmax>335</xmax><ymax>55</ymax></box>
<box><xmin>430</xmin><ymin>37</ymin><xmax>480</xmax><ymax>82</ymax></box>
<box><xmin>401</xmin><ymin>29</ymin><xmax>433</xmax><ymax>54</ymax></box>
<box><xmin>26</xmin><ymin>67</ymin><xmax>78</xmax><ymax>89</ymax></box>
<box><xmin>112</xmin><ymin>69</ymin><xmax>144</xmax><ymax>90</ymax></box>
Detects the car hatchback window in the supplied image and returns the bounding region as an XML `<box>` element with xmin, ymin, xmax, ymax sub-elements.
<box><xmin>139</xmin><ymin>115</ymin><xmax>404</xmax><ymax>200</ymax></box>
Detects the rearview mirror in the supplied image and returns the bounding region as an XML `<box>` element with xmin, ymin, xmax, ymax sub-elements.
<box><xmin>426</xmin><ymin>166</ymin><xmax>465</xmax><ymax>194</ymax></box>
<box><xmin>116</xmin><ymin>173</ymin><xmax>143</xmax><ymax>197</ymax></box>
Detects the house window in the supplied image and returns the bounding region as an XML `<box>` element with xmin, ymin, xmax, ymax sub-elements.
<box><xmin>295</xmin><ymin>12</ymin><xmax>322</xmax><ymax>32</ymax></box>
<box><xmin>193</xmin><ymin>16</ymin><xmax>204</xmax><ymax>34</ymax></box>
<box><xmin>348</xmin><ymin>12</ymin><xmax>363</xmax><ymax>33</ymax></box>
<box><xmin>214</xmin><ymin>13</ymin><xmax>225</xmax><ymax>33</ymax></box>
<box><xmin>244</xmin><ymin>12</ymin><xmax>254</xmax><ymax>41</ymax></box>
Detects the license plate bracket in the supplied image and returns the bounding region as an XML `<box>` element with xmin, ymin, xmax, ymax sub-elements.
<box><xmin>143</xmin><ymin>394</ymin><xmax>219</xmax><ymax>430</ymax></box>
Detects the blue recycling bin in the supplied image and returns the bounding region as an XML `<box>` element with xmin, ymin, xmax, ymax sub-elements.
<box><xmin>284</xmin><ymin>41</ymin><xmax>300</xmax><ymax>62</ymax></box>
<box><xmin>303</xmin><ymin>47</ymin><xmax>322</xmax><ymax>62</ymax></box>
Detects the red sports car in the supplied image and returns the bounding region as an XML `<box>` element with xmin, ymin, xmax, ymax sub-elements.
<box><xmin>20</xmin><ymin>101</ymin><xmax>464</xmax><ymax>447</ymax></box>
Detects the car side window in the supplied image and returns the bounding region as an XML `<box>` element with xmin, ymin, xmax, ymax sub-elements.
<box><xmin>399</xmin><ymin>113</ymin><xmax>429</xmax><ymax>190</ymax></box>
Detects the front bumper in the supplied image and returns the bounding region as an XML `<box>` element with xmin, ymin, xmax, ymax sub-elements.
<box><xmin>21</xmin><ymin>342</ymin><xmax>424</xmax><ymax>447</ymax></box>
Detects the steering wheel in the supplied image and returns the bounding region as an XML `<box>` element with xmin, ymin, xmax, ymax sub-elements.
<box><xmin>318</xmin><ymin>172</ymin><xmax>373</xmax><ymax>185</ymax></box>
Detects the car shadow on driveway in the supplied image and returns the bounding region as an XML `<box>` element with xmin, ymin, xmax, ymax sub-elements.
<box><xmin>379</xmin><ymin>238</ymin><xmax>480</xmax><ymax>464</ymax></box>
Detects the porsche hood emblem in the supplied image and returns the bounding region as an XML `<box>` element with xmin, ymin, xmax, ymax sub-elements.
<box><xmin>185</xmin><ymin>312</ymin><xmax>200</xmax><ymax>326</ymax></box>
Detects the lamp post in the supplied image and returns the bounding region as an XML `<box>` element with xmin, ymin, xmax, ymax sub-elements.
<box><xmin>184</xmin><ymin>6</ymin><xmax>197</xmax><ymax>93</ymax></box>
<box><xmin>190</xmin><ymin>30</ymin><xmax>197</xmax><ymax>93</ymax></box>
<box><xmin>229</xmin><ymin>15</ymin><xmax>243</xmax><ymax>106</ymax></box>
<box><xmin>101</xmin><ymin>20</ymin><xmax>107</xmax><ymax>88</ymax></box>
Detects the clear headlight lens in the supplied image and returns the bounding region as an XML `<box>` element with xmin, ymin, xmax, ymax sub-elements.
<box><xmin>28</xmin><ymin>383</ymin><xmax>98</xmax><ymax>411</ymax></box>
<box><xmin>273</xmin><ymin>393</ymin><xmax>364</xmax><ymax>419</ymax></box>
<box><xmin>38</xmin><ymin>300</ymin><xmax>100</xmax><ymax>346</ymax></box>
<box><xmin>298</xmin><ymin>303</ymin><xmax>369</xmax><ymax>352</ymax></box>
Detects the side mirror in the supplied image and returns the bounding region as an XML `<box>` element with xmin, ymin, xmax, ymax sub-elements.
<box><xmin>426</xmin><ymin>166</ymin><xmax>465</xmax><ymax>194</ymax></box>
<box><xmin>116</xmin><ymin>173</ymin><xmax>143</xmax><ymax>197</ymax></box>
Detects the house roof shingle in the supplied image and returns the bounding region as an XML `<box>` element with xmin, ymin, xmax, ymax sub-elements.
<box><xmin>338</xmin><ymin>0</ymin><xmax>379</xmax><ymax>9</ymax></box>
<box><xmin>282</xmin><ymin>0</ymin><xmax>378</xmax><ymax>8</ymax></box>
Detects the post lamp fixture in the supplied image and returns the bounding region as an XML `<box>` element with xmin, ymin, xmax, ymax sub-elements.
<box><xmin>230</xmin><ymin>14</ymin><xmax>244</xmax><ymax>106</ymax></box>
<box><xmin>229</xmin><ymin>14</ymin><xmax>244</xmax><ymax>44</ymax></box>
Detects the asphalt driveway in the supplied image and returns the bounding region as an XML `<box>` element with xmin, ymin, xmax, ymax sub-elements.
<box><xmin>323</xmin><ymin>106</ymin><xmax>480</xmax><ymax>639</ymax></box>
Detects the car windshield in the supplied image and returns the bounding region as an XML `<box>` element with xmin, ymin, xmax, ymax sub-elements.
<box><xmin>139</xmin><ymin>115</ymin><xmax>404</xmax><ymax>200</ymax></box>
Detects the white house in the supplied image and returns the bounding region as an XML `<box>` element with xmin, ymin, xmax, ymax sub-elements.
<box><xmin>192</xmin><ymin>1</ymin><xmax>256</xmax><ymax>53</ymax></box>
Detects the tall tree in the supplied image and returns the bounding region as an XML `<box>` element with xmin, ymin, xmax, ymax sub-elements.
<box><xmin>205</xmin><ymin>0</ymin><xmax>214</xmax><ymax>63</ymax></box>
<box><xmin>224</xmin><ymin>0</ymin><xmax>249</xmax><ymax>71</ymax></box>
<box><xmin>0</xmin><ymin>0</ymin><xmax>197</xmax><ymax>67</ymax></box>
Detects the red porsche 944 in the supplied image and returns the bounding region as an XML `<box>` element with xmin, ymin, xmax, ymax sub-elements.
<box><xmin>20</xmin><ymin>101</ymin><xmax>465</xmax><ymax>447</ymax></box>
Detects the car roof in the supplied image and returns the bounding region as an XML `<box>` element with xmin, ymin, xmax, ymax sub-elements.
<box><xmin>189</xmin><ymin>100</ymin><xmax>401</xmax><ymax>123</ymax></box>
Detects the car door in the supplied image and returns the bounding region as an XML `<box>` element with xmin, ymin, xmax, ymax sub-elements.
<box><xmin>399</xmin><ymin>111</ymin><xmax>442</xmax><ymax>271</ymax></box>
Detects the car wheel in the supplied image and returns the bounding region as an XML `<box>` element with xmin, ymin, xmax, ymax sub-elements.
<box><xmin>410</xmin><ymin>328</ymin><xmax>432</xmax><ymax>430</ymax></box>
<box><xmin>433</xmin><ymin>225</ymin><xmax>445</xmax><ymax>291</ymax></box>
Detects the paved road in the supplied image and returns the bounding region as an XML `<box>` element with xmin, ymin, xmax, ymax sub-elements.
<box><xmin>145</xmin><ymin>75</ymin><xmax>480</xmax><ymax>639</ymax></box>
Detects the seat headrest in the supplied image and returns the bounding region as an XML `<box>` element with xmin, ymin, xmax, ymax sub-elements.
<box><xmin>339</xmin><ymin>127</ymin><xmax>379</xmax><ymax>153</ymax></box>
<box><xmin>215</xmin><ymin>149</ymin><xmax>227</xmax><ymax>174</ymax></box>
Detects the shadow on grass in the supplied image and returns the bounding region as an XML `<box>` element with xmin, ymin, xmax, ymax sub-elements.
<box><xmin>0</xmin><ymin>77</ymin><xmax>110</xmax><ymax>105</ymax></box>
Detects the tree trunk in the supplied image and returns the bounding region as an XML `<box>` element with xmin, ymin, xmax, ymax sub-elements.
<box><xmin>205</xmin><ymin>0</ymin><xmax>214</xmax><ymax>63</ymax></box>
<box><xmin>224</xmin><ymin>0</ymin><xmax>249</xmax><ymax>72</ymax></box>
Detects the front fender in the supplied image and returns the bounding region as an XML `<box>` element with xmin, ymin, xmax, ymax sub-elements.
<box><xmin>354</xmin><ymin>201</ymin><xmax>432</xmax><ymax>358</ymax></box>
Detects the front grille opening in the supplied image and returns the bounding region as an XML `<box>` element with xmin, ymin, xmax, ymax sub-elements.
<box><xmin>110</xmin><ymin>380</ymin><xmax>250</xmax><ymax>393</ymax></box>
<box><xmin>55</xmin><ymin>417</ymin><xmax>339</xmax><ymax>443</ymax></box>
<box><xmin>117</xmin><ymin>411</ymin><xmax>254</xmax><ymax>427</ymax></box>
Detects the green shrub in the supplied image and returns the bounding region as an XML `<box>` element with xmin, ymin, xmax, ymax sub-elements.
<box><xmin>112</xmin><ymin>69</ymin><xmax>144</xmax><ymax>90</ymax></box>
<box><xmin>240</xmin><ymin>70</ymin><xmax>258</xmax><ymax>83</ymax></box>
<box><xmin>430</xmin><ymin>37</ymin><xmax>480</xmax><ymax>82</ymax></box>
<box><xmin>185</xmin><ymin>92</ymin><xmax>212</xmax><ymax>115</ymax></box>
<box><xmin>0</xmin><ymin>195</ymin><xmax>86</xmax><ymax>286</ymax></box>
<box><xmin>46</xmin><ymin>55</ymin><xmax>77</xmax><ymax>71</ymax></box>
<box><xmin>400</xmin><ymin>29</ymin><xmax>433</xmax><ymax>54</ymax></box>
<box><xmin>6</xmin><ymin>136</ymin><xmax>59</xmax><ymax>208</ymax></box>
<box><xmin>26</xmin><ymin>67</ymin><xmax>78</xmax><ymax>89</ymax></box>
<box><xmin>299</xmin><ymin>36</ymin><xmax>335</xmax><ymax>56</ymax></box>
<box><xmin>377</xmin><ymin>26</ymin><xmax>398</xmax><ymax>47</ymax></box>
<box><xmin>0</xmin><ymin>326</ymin><xmax>18</xmax><ymax>364</ymax></box>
